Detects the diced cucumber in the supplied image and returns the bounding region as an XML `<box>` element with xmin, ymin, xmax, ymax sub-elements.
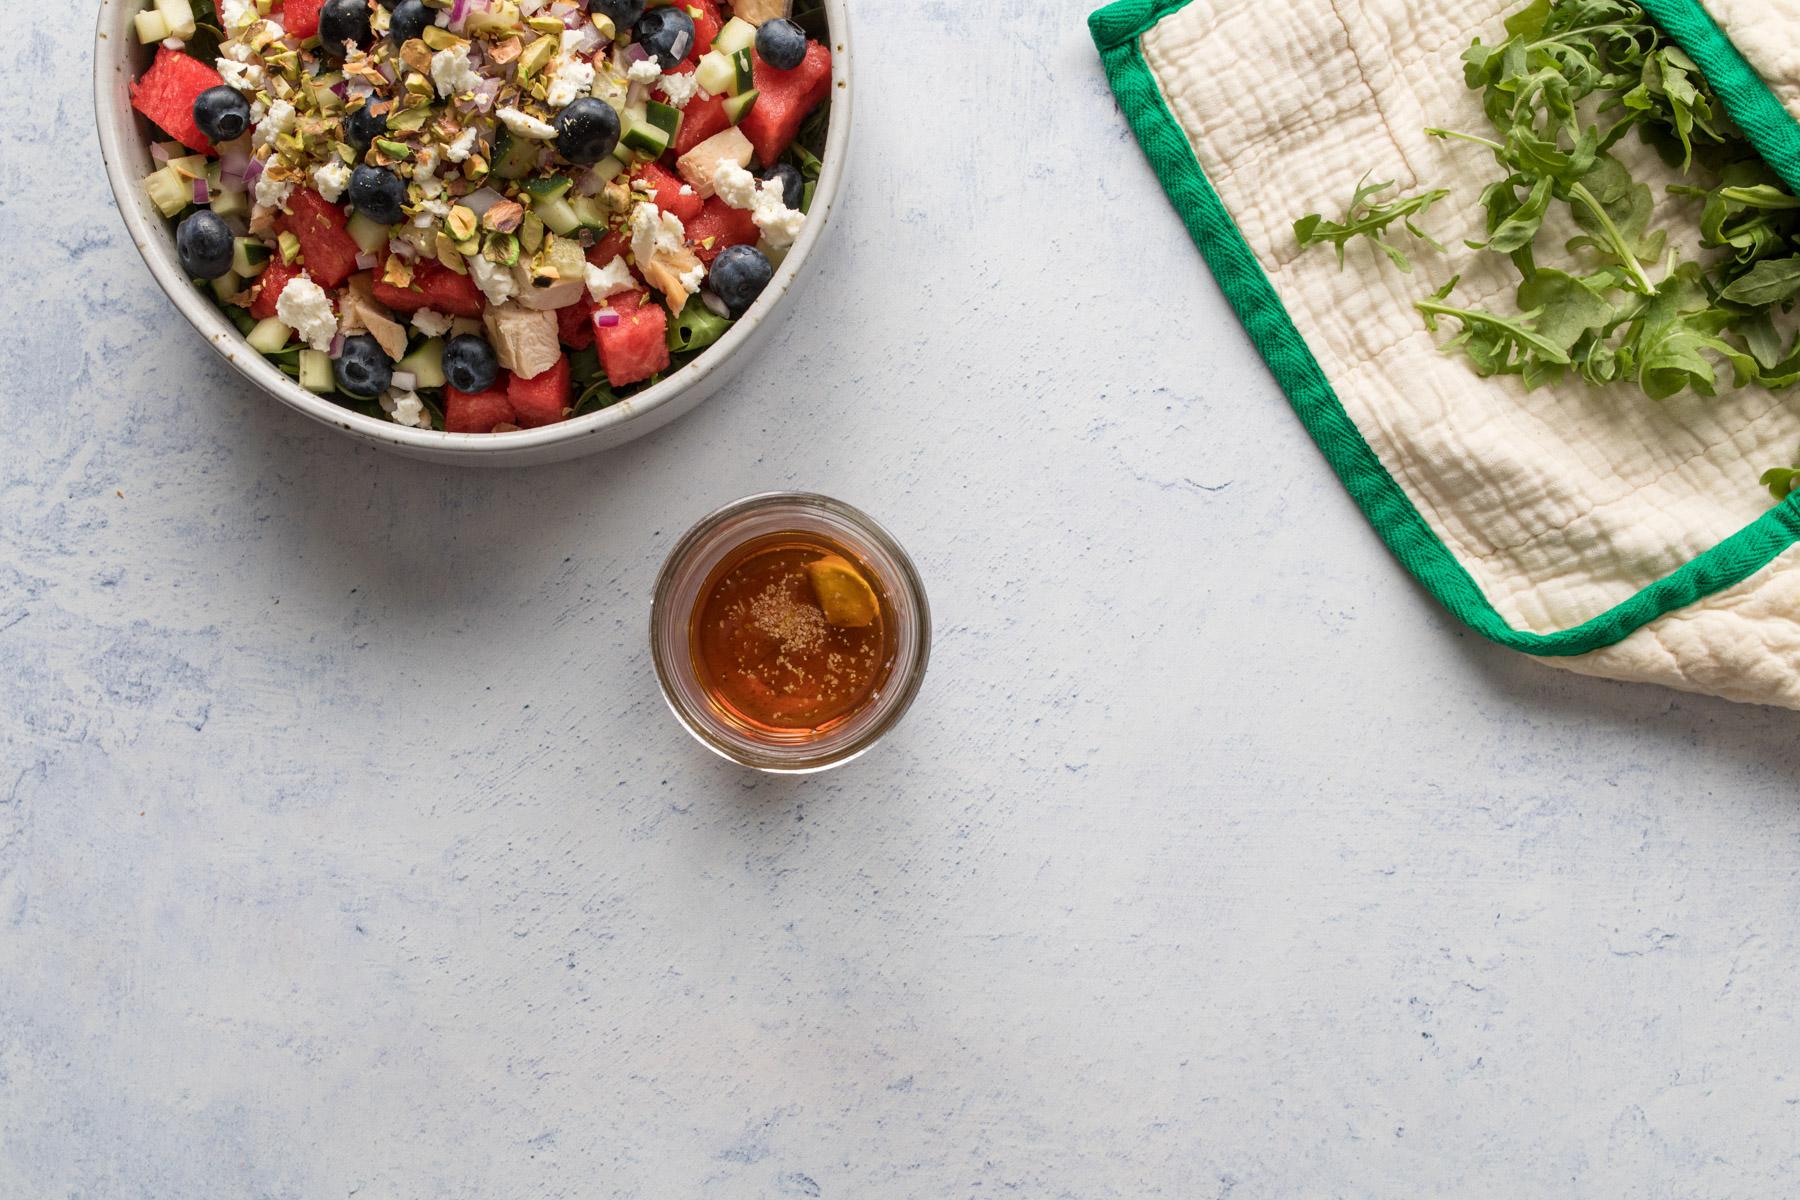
<box><xmin>210</xmin><ymin>187</ymin><xmax>249</xmax><ymax>220</ymax></box>
<box><xmin>569</xmin><ymin>194</ymin><xmax>609</xmax><ymax>230</ymax></box>
<box><xmin>712</xmin><ymin>16</ymin><xmax>756</xmax><ymax>57</ymax></box>
<box><xmin>646</xmin><ymin>101</ymin><xmax>682</xmax><ymax>137</ymax></box>
<box><xmin>492</xmin><ymin>128</ymin><xmax>540</xmax><ymax>180</ymax></box>
<box><xmin>232</xmin><ymin>237</ymin><xmax>271</xmax><ymax>276</ymax></box>
<box><xmin>134</xmin><ymin>10</ymin><xmax>171</xmax><ymax>43</ymax></box>
<box><xmin>210</xmin><ymin>271</ymin><xmax>243</xmax><ymax>302</ymax></box>
<box><xmin>523</xmin><ymin>174</ymin><xmax>573</xmax><ymax>202</ymax></box>
<box><xmin>592</xmin><ymin>154</ymin><xmax>626</xmax><ymax>183</ymax></box>
<box><xmin>166</xmin><ymin>155</ymin><xmax>209</xmax><ymax>180</ymax></box>
<box><xmin>298</xmin><ymin>349</ymin><xmax>335</xmax><ymax>393</ymax></box>
<box><xmin>347</xmin><ymin>212</ymin><xmax>389</xmax><ymax>254</ymax></box>
<box><xmin>723</xmin><ymin>89</ymin><xmax>757</xmax><ymax>124</ymax></box>
<box><xmin>694</xmin><ymin>51</ymin><xmax>735</xmax><ymax>97</ymax></box>
<box><xmin>620</xmin><ymin>120</ymin><xmax>671</xmax><ymax>158</ymax></box>
<box><xmin>730</xmin><ymin>48</ymin><xmax>754</xmax><ymax>96</ymax></box>
<box><xmin>157</xmin><ymin>0</ymin><xmax>198</xmax><ymax>38</ymax></box>
<box><xmin>535</xmin><ymin>195</ymin><xmax>582</xmax><ymax>237</ymax></box>
<box><xmin>246</xmin><ymin>317</ymin><xmax>293</xmax><ymax>354</ymax></box>
<box><xmin>396</xmin><ymin>338</ymin><xmax>447</xmax><ymax>389</ymax></box>
<box><xmin>143</xmin><ymin>168</ymin><xmax>190</xmax><ymax>218</ymax></box>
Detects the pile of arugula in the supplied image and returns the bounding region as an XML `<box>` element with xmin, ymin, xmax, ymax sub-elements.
<box><xmin>1293</xmin><ymin>0</ymin><xmax>1800</xmax><ymax>496</ymax></box>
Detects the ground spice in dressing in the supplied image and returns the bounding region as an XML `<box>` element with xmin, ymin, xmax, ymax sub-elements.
<box><xmin>690</xmin><ymin>534</ymin><xmax>894</xmax><ymax>734</ymax></box>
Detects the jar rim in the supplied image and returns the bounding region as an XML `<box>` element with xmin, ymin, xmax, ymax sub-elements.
<box><xmin>650</xmin><ymin>493</ymin><xmax>931</xmax><ymax>773</ymax></box>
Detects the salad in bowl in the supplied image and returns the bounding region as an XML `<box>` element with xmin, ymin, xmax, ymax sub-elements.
<box><xmin>120</xmin><ymin>0</ymin><xmax>834</xmax><ymax>435</ymax></box>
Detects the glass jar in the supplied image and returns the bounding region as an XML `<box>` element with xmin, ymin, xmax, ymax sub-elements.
<box><xmin>651</xmin><ymin>493</ymin><xmax>931</xmax><ymax>773</ymax></box>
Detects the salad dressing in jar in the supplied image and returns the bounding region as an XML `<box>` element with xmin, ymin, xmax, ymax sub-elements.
<box><xmin>653</xmin><ymin>495</ymin><xmax>930</xmax><ymax>772</ymax></box>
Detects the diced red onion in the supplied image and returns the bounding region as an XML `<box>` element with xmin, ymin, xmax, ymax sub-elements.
<box><xmin>448</xmin><ymin>0</ymin><xmax>468</xmax><ymax>25</ymax></box>
<box><xmin>574</xmin><ymin>166</ymin><xmax>607</xmax><ymax>196</ymax></box>
<box><xmin>346</xmin><ymin>75</ymin><xmax>375</xmax><ymax>100</ymax></box>
<box><xmin>329</xmin><ymin>331</ymin><xmax>347</xmax><ymax>357</ymax></box>
<box><xmin>330</xmin><ymin>80</ymin><xmax>348</xmax><ymax>98</ymax></box>
<box><xmin>376</xmin><ymin>60</ymin><xmax>397</xmax><ymax>84</ymax></box>
<box><xmin>392</xmin><ymin>370</ymin><xmax>417</xmax><ymax>391</ymax></box>
<box><xmin>219</xmin><ymin>144</ymin><xmax>250</xmax><ymax>183</ymax></box>
<box><xmin>700</xmin><ymin>291</ymin><xmax>729</xmax><ymax>319</ymax></box>
<box><xmin>592</xmin><ymin>309</ymin><xmax>620</xmax><ymax>328</ymax></box>
<box><xmin>355</xmin><ymin>251</ymin><xmax>378</xmax><ymax>270</ymax></box>
<box><xmin>151</xmin><ymin>142</ymin><xmax>175</xmax><ymax>164</ymax></box>
<box><xmin>462</xmin><ymin>186</ymin><xmax>504</xmax><ymax>216</ymax></box>
<box><xmin>193</xmin><ymin>176</ymin><xmax>211</xmax><ymax>205</ymax></box>
<box><xmin>243</xmin><ymin>158</ymin><xmax>265</xmax><ymax>186</ymax></box>
<box><xmin>470</xmin><ymin>77</ymin><xmax>501</xmax><ymax>110</ymax></box>
<box><xmin>625</xmin><ymin>43</ymin><xmax>650</xmax><ymax>63</ymax></box>
<box><xmin>568</xmin><ymin>21</ymin><xmax>603</xmax><ymax>54</ymax></box>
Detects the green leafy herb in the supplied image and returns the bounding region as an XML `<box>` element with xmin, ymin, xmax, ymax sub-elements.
<box><xmin>1293</xmin><ymin>175</ymin><xmax>1449</xmax><ymax>272</ymax></box>
<box><xmin>1293</xmin><ymin>0</ymin><xmax>1800</xmax><ymax>494</ymax></box>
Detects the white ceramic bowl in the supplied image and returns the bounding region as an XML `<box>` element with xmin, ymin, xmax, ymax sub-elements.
<box><xmin>94</xmin><ymin>0</ymin><xmax>851</xmax><ymax>466</ymax></box>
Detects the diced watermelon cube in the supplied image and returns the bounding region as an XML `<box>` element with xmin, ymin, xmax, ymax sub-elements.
<box><xmin>741</xmin><ymin>41</ymin><xmax>832</xmax><ymax>163</ymax></box>
<box><xmin>276</xmin><ymin>189</ymin><xmax>361</xmax><ymax>289</ymax></box>
<box><xmin>677</xmin><ymin>0</ymin><xmax>723</xmax><ymax>66</ymax></box>
<box><xmin>672</xmin><ymin>92</ymin><xmax>730</xmax><ymax>157</ymax></box>
<box><xmin>631</xmin><ymin>161</ymin><xmax>703</xmax><ymax>224</ymax></box>
<box><xmin>595</xmin><ymin>290</ymin><xmax>669</xmax><ymax>388</ymax></box>
<box><xmin>444</xmin><ymin>384</ymin><xmax>518</xmax><ymax>433</ymax></box>
<box><xmin>372</xmin><ymin>258</ymin><xmax>486</xmax><ymax>317</ymax></box>
<box><xmin>556</xmin><ymin>294</ymin><xmax>595</xmax><ymax>349</ymax></box>
<box><xmin>507</xmin><ymin>355</ymin><xmax>572</xmax><ymax>427</ymax></box>
<box><xmin>250</xmin><ymin>259</ymin><xmax>303</xmax><ymax>320</ymax></box>
<box><xmin>278</xmin><ymin>0</ymin><xmax>326</xmax><ymax>38</ymax></box>
<box><xmin>587</xmin><ymin>229</ymin><xmax>633</xmax><ymax>269</ymax></box>
<box><xmin>130</xmin><ymin>46</ymin><xmax>226</xmax><ymax>154</ymax></box>
<box><xmin>685</xmin><ymin>197</ymin><xmax>759</xmax><ymax>264</ymax></box>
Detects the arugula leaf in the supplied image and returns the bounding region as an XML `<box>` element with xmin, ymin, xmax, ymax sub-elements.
<box><xmin>1293</xmin><ymin>175</ymin><xmax>1449</xmax><ymax>272</ymax></box>
<box><xmin>1719</xmin><ymin>257</ymin><xmax>1800</xmax><ymax>307</ymax></box>
<box><xmin>1417</xmin><ymin>276</ymin><xmax>1573</xmax><ymax>374</ymax></box>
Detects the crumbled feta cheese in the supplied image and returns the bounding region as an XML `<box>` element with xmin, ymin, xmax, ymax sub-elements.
<box><xmin>546</xmin><ymin>55</ymin><xmax>597</xmax><ymax>108</ymax></box>
<box><xmin>276</xmin><ymin>276</ymin><xmax>338</xmax><ymax>351</ymax></box>
<box><xmin>585</xmin><ymin>256</ymin><xmax>634</xmax><ymax>301</ymax></box>
<box><xmin>381</xmin><ymin>388</ymin><xmax>429</xmax><ymax>428</ymax></box>
<box><xmin>468</xmin><ymin>255</ymin><xmax>519</xmax><ymax>306</ymax></box>
<box><xmin>677</xmin><ymin>260</ymin><xmax>705</xmax><ymax>294</ymax></box>
<box><xmin>413</xmin><ymin>146</ymin><xmax>444</xmax><ymax>198</ymax></box>
<box><xmin>254</xmin><ymin>171</ymin><xmax>294</xmax><ymax>212</ymax></box>
<box><xmin>162</xmin><ymin>36</ymin><xmax>186</xmax><ymax>51</ymax></box>
<box><xmin>712</xmin><ymin>161</ymin><xmax>805</xmax><ymax>250</ymax></box>
<box><xmin>444</xmin><ymin>127</ymin><xmax>478</xmax><ymax>163</ymax></box>
<box><xmin>219</xmin><ymin>0</ymin><xmax>258</xmax><ymax>30</ymax></box>
<box><xmin>627</xmin><ymin>58</ymin><xmax>663</xmax><ymax>85</ymax></box>
<box><xmin>254</xmin><ymin>99</ymin><xmax>295</xmax><ymax>148</ymax></box>
<box><xmin>215</xmin><ymin>56</ymin><xmax>264</xmax><ymax>93</ymax></box>
<box><xmin>711</xmin><ymin>159</ymin><xmax>758</xmax><ymax>210</ymax></box>
<box><xmin>313</xmin><ymin>160</ymin><xmax>352</xmax><ymax>203</ymax></box>
<box><xmin>678</xmin><ymin>184</ymin><xmax>695</xmax><ymax>196</ymax></box>
<box><xmin>431</xmin><ymin>44</ymin><xmax>482</xmax><ymax>99</ymax></box>
<box><xmin>498</xmin><ymin>106</ymin><xmax>557</xmax><ymax>141</ymax></box>
<box><xmin>629</xmin><ymin>202</ymin><xmax>685</xmax><ymax>268</ymax></box>
<box><xmin>659</xmin><ymin>70</ymin><xmax>700</xmax><ymax>108</ymax></box>
<box><xmin>411</xmin><ymin>197</ymin><xmax>450</xmax><ymax>229</ymax></box>
<box><xmin>411</xmin><ymin>308</ymin><xmax>454</xmax><ymax>337</ymax></box>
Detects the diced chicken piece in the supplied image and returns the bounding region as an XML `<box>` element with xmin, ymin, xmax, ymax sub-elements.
<box><xmin>642</xmin><ymin>245</ymin><xmax>704</xmax><ymax>316</ymax></box>
<box><xmin>734</xmin><ymin>0</ymin><xmax>789</xmax><ymax>24</ymax></box>
<box><xmin>676</xmin><ymin>127</ymin><xmax>754</xmax><ymax>199</ymax></box>
<box><xmin>482</xmin><ymin>302</ymin><xmax>561</xmax><ymax>379</ymax></box>
<box><xmin>341</xmin><ymin>276</ymin><xmax>409</xmax><ymax>361</ymax></box>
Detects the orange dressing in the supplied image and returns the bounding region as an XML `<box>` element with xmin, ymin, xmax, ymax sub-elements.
<box><xmin>690</xmin><ymin>533</ymin><xmax>895</xmax><ymax>735</ymax></box>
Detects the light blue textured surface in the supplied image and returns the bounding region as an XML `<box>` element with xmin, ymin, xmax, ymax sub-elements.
<box><xmin>4</xmin><ymin>3</ymin><xmax>1800</xmax><ymax>1196</ymax></box>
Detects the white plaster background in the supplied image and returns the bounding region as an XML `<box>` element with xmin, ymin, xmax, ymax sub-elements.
<box><xmin>4</xmin><ymin>2</ymin><xmax>1800</xmax><ymax>1196</ymax></box>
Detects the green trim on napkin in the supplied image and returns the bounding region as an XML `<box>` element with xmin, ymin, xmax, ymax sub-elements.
<box><xmin>1090</xmin><ymin>0</ymin><xmax>1800</xmax><ymax>657</ymax></box>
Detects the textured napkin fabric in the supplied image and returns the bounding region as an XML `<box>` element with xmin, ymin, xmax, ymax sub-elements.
<box><xmin>1092</xmin><ymin>0</ymin><xmax>1800</xmax><ymax>707</ymax></box>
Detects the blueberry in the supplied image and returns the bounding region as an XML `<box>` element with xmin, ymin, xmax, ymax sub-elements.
<box><xmin>588</xmin><ymin>0</ymin><xmax>647</xmax><ymax>29</ymax></box>
<box><xmin>345</xmin><ymin>100</ymin><xmax>388</xmax><ymax>150</ymax></box>
<box><xmin>554</xmin><ymin>97</ymin><xmax>620</xmax><ymax>165</ymax></box>
<box><xmin>318</xmin><ymin>0</ymin><xmax>374</xmax><ymax>58</ymax></box>
<box><xmin>443</xmin><ymin>334</ymin><xmax>500</xmax><ymax>393</ymax></box>
<box><xmin>754</xmin><ymin>17</ymin><xmax>807</xmax><ymax>70</ymax></box>
<box><xmin>632</xmin><ymin>6</ymin><xmax>695</xmax><ymax>70</ymax></box>
<box><xmin>349</xmin><ymin>164</ymin><xmax>407</xmax><ymax>224</ymax></box>
<box><xmin>176</xmin><ymin>210</ymin><xmax>235</xmax><ymax>280</ymax></box>
<box><xmin>755</xmin><ymin>161</ymin><xmax>804</xmax><ymax>210</ymax></box>
<box><xmin>333</xmin><ymin>334</ymin><xmax>394</xmax><ymax>399</ymax></box>
<box><xmin>708</xmin><ymin>244</ymin><xmax>773</xmax><ymax>317</ymax></box>
<box><xmin>192</xmin><ymin>86</ymin><xmax>252</xmax><ymax>143</ymax></box>
<box><xmin>388</xmin><ymin>0</ymin><xmax>431</xmax><ymax>43</ymax></box>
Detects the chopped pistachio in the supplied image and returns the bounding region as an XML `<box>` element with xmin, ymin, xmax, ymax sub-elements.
<box><xmin>435</xmin><ymin>233</ymin><xmax>468</xmax><ymax>273</ymax></box>
<box><xmin>482</xmin><ymin>198</ymin><xmax>525</xmax><ymax>234</ymax></box>
<box><xmin>445</xmin><ymin>204</ymin><xmax>480</xmax><ymax>240</ymax></box>
<box><xmin>520</xmin><ymin>211</ymin><xmax>545</xmax><ymax>255</ymax></box>
<box><xmin>482</xmin><ymin>231</ymin><xmax>520</xmax><ymax>267</ymax></box>
<box><xmin>420</xmin><ymin>25</ymin><xmax>464</xmax><ymax>51</ymax></box>
<box><xmin>374</xmin><ymin>138</ymin><xmax>413</xmax><ymax>160</ymax></box>
<box><xmin>277</xmin><ymin>230</ymin><xmax>303</xmax><ymax>264</ymax></box>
